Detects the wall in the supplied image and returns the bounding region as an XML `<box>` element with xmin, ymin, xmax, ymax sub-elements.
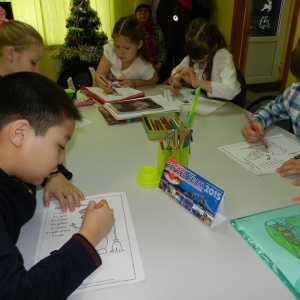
<box><xmin>210</xmin><ymin>0</ymin><xmax>235</xmax><ymax>47</ymax></box>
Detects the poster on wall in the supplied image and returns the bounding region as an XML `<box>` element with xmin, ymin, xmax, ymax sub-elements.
<box><xmin>249</xmin><ymin>0</ymin><xmax>283</xmax><ymax>37</ymax></box>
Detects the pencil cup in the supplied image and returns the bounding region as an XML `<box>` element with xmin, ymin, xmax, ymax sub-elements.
<box><xmin>136</xmin><ymin>166</ymin><xmax>161</xmax><ymax>188</ymax></box>
<box><xmin>157</xmin><ymin>145</ymin><xmax>189</xmax><ymax>175</ymax></box>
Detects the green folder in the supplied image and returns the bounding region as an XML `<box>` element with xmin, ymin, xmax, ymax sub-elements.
<box><xmin>231</xmin><ymin>204</ymin><xmax>300</xmax><ymax>299</ymax></box>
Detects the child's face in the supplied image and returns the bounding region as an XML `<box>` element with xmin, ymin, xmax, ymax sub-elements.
<box><xmin>10</xmin><ymin>44</ymin><xmax>44</xmax><ymax>74</ymax></box>
<box><xmin>113</xmin><ymin>35</ymin><xmax>142</xmax><ymax>64</ymax></box>
<box><xmin>16</xmin><ymin>118</ymin><xmax>75</xmax><ymax>185</ymax></box>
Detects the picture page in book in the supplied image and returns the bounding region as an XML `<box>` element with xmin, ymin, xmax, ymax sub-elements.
<box><xmin>108</xmin><ymin>97</ymin><xmax>163</xmax><ymax>114</ymax></box>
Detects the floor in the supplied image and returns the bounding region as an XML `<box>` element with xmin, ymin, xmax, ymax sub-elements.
<box><xmin>245</xmin><ymin>89</ymin><xmax>280</xmax><ymax>109</ymax></box>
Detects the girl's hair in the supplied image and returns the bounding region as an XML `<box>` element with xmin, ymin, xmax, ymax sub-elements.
<box><xmin>0</xmin><ymin>20</ymin><xmax>44</xmax><ymax>55</ymax></box>
<box><xmin>184</xmin><ymin>18</ymin><xmax>226</xmax><ymax>80</ymax></box>
<box><xmin>112</xmin><ymin>16</ymin><xmax>150</xmax><ymax>62</ymax></box>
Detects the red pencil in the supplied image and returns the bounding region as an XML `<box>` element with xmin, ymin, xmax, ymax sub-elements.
<box><xmin>244</xmin><ymin>112</ymin><xmax>268</xmax><ymax>148</ymax></box>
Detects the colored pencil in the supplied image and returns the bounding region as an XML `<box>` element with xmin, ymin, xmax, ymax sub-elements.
<box><xmin>244</xmin><ymin>112</ymin><xmax>268</xmax><ymax>148</ymax></box>
<box><xmin>186</xmin><ymin>87</ymin><xmax>200</xmax><ymax>128</ymax></box>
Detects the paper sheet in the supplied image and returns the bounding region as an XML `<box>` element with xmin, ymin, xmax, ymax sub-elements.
<box><xmin>218</xmin><ymin>134</ymin><xmax>300</xmax><ymax>175</ymax></box>
<box><xmin>35</xmin><ymin>192</ymin><xmax>145</xmax><ymax>293</ymax></box>
<box><xmin>75</xmin><ymin>118</ymin><xmax>92</xmax><ymax>128</ymax></box>
<box><xmin>163</xmin><ymin>88</ymin><xmax>225</xmax><ymax>115</ymax></box>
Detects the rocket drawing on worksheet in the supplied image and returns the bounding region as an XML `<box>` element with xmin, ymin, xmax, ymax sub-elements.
<box><xmin>69</xmin><ymin>207</ymin><xmax>124</xmax><ymax>255</ymax></box>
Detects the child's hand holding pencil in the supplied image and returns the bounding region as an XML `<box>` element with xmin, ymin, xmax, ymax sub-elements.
<box><xmin>78</xmin><ymin>199</ymin><xmax>114</xmax><ymax>247</ymax></box>
<box><xmin>241</xmin><ymin>113</ymin><xmax>267</xmax><ymax>148</ymax></box>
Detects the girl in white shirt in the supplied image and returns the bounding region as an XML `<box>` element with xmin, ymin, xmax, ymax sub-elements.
<box><xmin>95</xmin><ymin>16</ymin><xmax>158</xmax><ymax>93</ymax></box>
<box><xmin>170</xmin><ymin>18</ymin><xmax>240</xmax><ymax>100</ymax></box>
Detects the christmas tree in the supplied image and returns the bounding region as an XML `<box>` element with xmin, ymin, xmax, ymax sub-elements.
<box><xmin>53</xmin><ymin>0</ymin><xmax>108</xmax><ymax>71</ymax></box>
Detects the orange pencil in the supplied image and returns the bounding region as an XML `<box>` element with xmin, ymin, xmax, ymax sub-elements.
<box><xmin>160</xmin><ymin>70</ymin><xmax>181</xmax><ymax>87</ymax></box>
<box><xmin>94</xmin><ymin>200</ymin><xmax>106</xmax><ymax>209</ymax></box>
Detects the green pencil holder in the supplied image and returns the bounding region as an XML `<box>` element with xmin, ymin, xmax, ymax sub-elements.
<box><xmin>157</xmin><ymin>145</ymin><xmax>189</xmax><ymax>175</ymax></box>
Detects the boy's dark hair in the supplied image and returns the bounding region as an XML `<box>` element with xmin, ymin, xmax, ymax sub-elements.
<box><xmin>290</xmin><ymin>45</ymin><xmax>300</xmax><ymax>81</ymax></box>
<box><xmin>0</xmin><ymin>72</ymin><xmax>82</xmax><ymax>135</ymax></box>
<box><xmin>184</xmin><ymin>18</ymin><xmax>226</xmax><ymax>80</ymax></box>
<box><xmin>112</xmin><ymin>16</ymin><xmax>150</xmax><ymax>62</ymax></box>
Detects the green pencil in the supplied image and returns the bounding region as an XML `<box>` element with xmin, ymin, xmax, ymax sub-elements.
<box><xmin>186</xmin><ymin>87</ymin><xmax>200</xmax><ymax>128</ymax></box>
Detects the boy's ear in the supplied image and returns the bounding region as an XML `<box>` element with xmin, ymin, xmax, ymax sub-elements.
<box><xmin>9</xmin><ymin>120</ymin><xmax>30</xmax><ymax>147</ymax></box>
<box><xmin>137</xmin><ymin>40</ymin><xmax>143</xmax><ymax>50</ymax></box>
<box><xmin>3</xmin><ymin>46</ymin><xmax>15</xmax><ymax>62</ymax></box>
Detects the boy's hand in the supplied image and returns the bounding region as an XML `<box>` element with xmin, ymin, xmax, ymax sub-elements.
<box><xmin>276</xmin><ymin>158</ymin><xmax>300</xmax><ymax>186</ymax></box>
<box><xmin>241</xmin><ymin>119</ymin><xmax>264</xmax><ymax>143</ymax></box>
<box><xmin>43</xmin><ymin>173</ymin><xmax>85</xmax><ymax>212</ymax></box>
<box><xmin>79</xmin><ymin>200</ymin><xmax>114</xmax><ymax>247</ymax></box>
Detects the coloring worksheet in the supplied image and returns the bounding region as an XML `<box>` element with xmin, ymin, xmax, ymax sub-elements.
<box><xmin>163</xmin><ymin>88</ymin><xmax>225</xmax><ymax>115</ymax></box>
<box><xmin>218</xmin><ymin>134</ymin><xmax>300</xmax><ymax>175</ymax></box>
<box><xmin>35</xmin><ymin>192</ymin><xmax>145</xmax><ymax>293</ymax></box>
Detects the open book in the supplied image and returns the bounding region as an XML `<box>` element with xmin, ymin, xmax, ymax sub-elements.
<box><xmin>106</xmin><ymin>97</ymin><xmax>163</xmax><ymax>115</ymax></box>
<box><xmin>103</xmin><ymin>95</ymin><xmax>180</xmax><ymax>120</ymax></box>
<box><xmin>81</xmin><ymin>86</ymin><xmax>145</xmax><ymax>104</ymax></box>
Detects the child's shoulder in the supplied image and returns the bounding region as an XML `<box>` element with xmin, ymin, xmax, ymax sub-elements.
<box><xmin>215</xmin><ymin>48</ymin><xmax>231</xmax><ymax>58</ymax></box>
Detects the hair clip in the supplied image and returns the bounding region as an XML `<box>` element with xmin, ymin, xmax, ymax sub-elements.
<box><xmin>0</xmin><ymin>6</ymin><xmax>8</xmax><ymax>26</ymax></box>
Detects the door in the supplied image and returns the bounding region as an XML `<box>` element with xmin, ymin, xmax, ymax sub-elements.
<box><xmin>244</xmin><ymin>0</ymin><xmax>291</xmax><ymax>84</ymax></box>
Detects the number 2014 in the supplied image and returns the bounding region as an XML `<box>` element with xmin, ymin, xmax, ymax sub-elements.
<box><xmin>204</xmin><ymin>185</ymin><xmax>221</xmax><ymax>200</ymax></box>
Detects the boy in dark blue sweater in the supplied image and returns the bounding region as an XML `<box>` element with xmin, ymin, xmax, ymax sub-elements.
<box><xmin>0</xmin><ymin>72</ymin><xmax>114</xmax><ymax>299</ymax></box>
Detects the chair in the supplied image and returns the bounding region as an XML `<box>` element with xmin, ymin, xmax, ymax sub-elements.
<box><xmin>57</xmin><ymin>61</ymin><xmax>95</xmax><ymax>90</ymax></box>
<box><xmin>246</xmin><ymin>95</ymin><xmax>293</xmax><ymax>133</ymax></box>
<box><xmin>231</xmin><ymin>68</ymin><xmax>247</xmax><ymax>108</ymax></box>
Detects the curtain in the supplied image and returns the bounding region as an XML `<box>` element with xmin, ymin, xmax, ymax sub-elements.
<box><xmin>7</xmin><ymin>0</ymin><xmax>113</xmax><ymax>46</ymax></box>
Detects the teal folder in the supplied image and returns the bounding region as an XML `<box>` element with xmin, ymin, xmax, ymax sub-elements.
<box><xmin>231</xmin><ymin>204</ymin><xmax>300</xmax><ymax>299</ymax></box>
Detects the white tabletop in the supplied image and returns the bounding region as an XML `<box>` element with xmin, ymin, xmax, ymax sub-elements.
<box><xmin>17</xmin><ymin>85</ymin><xmax>298</xmax><ymax>299</ymax></box>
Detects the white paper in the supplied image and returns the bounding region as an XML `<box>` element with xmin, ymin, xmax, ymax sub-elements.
<box><xmin>75</xmin><ymin>118</ymin><xmax>92</xmax><ymax>128</ymax></box>
<box><xmin>35</xmin><ymin>192</ymin><xmax>145</xmax><ymax>293</ymax></box>
<box><xmin>164</xmin><ymin>88</ymin><xmax>225</xmax><ymax>115</ymax></box>
<box><xmin>218</xmin><ymin>134</ymin><xmax>300</xmax><ymax>175</ymax></box>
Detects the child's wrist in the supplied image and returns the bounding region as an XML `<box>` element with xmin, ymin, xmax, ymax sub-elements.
<box><xmin>191</xmin><ymin>79</ymin><xmax>199</xmax><ymax>88</ymax></box>
<box><xmin>171</xmin><ymin>77</ymin><xmax>180</xmax><ymax>84</ymax></box>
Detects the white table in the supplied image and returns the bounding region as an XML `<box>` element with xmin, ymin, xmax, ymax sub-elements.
<box><xmin>17</xmin><ymin>86</ymin><xmax>298</xmax><ymax>299</ymax></box>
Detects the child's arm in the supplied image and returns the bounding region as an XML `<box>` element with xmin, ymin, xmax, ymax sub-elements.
<box><xmin>95</xmin><ymin>56</ymin><xmax>114</xmax><ymax>94</ymax></box>
<box><xmin>118</xmin><ymin>70</ymin><xmax>159</xmax><ymax>88</ymax></box>
<box><xmin>241</xmin><ymin>119</ymin><xmax>265</xmax><ymax>143</ymax></box>
<box><xmin>43</xmin><ymin>172</ymin><xmax>85</xmax><ymax>212</ymax></box>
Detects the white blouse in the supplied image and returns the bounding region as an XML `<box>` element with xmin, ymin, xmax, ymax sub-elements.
<box><xmin>172</xmin><ymin>48</ymin><xmax>241</xmax><ymax>100</ymax></box>
<box><xmin>104</xmin><ymin>41</ymin><xmax>155</xmax><ymax>81</ymax></box>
